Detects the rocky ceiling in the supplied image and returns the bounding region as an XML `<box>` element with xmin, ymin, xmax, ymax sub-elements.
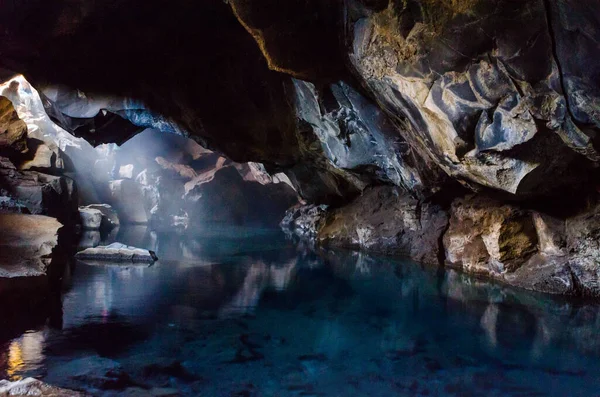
<box><xmin>1</xmin><ymin>0</ymin><xmax>599</xmax><ymax>204</ymax></box>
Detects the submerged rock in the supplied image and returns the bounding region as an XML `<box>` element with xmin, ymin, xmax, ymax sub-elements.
<box><xmin>45</xmin><ymin>355</ymin><xmax>131</xmax><ymax>392</ymax></box>
<box><xmin>0</xmin><ymin>377</ymin><xmax>84</xmax><ymax>396</ymax></box>
<box><xmin>76</xmin><ymin>242</ymin><xmax>158</xmax><ymax>263</ymax></box>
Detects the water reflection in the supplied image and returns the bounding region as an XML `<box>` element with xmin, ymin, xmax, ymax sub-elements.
<box><xmin>0</xmin><ymin>227</ymin><xmax>599</xmax><ymax>395</ymax></box>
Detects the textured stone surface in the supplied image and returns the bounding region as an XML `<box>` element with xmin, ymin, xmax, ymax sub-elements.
<box><xmin>281</xmin><ymin>204</ymin><xmax>329</xmax><ymax>238</ymax></box>
<box><xmin>0</xmin><ymin>96</ymin><xmax>27</xmax><ymax>155</ymax></box>
<box><xmin>0</xmin><ymin>213</ymin><xmax>62</xmax><ymax>278</ymax></box>
<box><xmin>0</xmin><ymin>157</ymin><xmax>77</xmax><ymax>222</ymax></box>
<box><xmin>319</xmin><ymin>186</ymin><xmax>448</xmax><ymax>266</ymax></box>
<box><xmin>78</xmin><ymin>207</ymin><xmax>102</xmax><ymax>230</ymax></box>
<box><xmin>347</xmin><ymin>0</ymin><xmax>599</xmax><ymax>197</ymax></box>
<box><xmin>82</xmin><ymin>204</ymin><xmax>120</xmax><ymax>229</ymax></box>
<box><xmin>444</xmin><ymin>196</ymin><xmax>600</xmax><ymax>296</ymax></box>
<box><xmin>444</xmin><ymin>195</ymin><xmax>538</xmax><ymax>277</ymax></box>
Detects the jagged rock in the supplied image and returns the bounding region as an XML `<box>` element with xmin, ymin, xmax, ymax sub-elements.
<box><xmin>0</xmin><ymin>377</ymin><xmax>84</xmax><ymax>396</ymax></box>
<box><xmin>18</xmin><ymin>140</ymin><xmax>63</xmax><ymax>171</ymax></box>
<box><xmin>0</xmin><ymin>96</ymin><xmax>27</xmax><ymax>155</ymax></box>
<box><xmin>318</xmin><ymin>186</ymin><xmax>448</xmax><ymax>265</ymax></box>
<box><xmin>281</xmin><ymin>204</ymin><xmax>328</xmax><ymax>238</ymax></box>
<box><xmin>82</xmin><ymin>204</ymin><xmax>120</xmax><ymax>229</ymax></box>
<box><xmin>444</xmin><ymin>195</ymin><xmax>538</xmax><ymax>276</ymax></box>
<box><xmin>184</xmin><ymin>166</ymin><xmax>298</xmax><ymax>227</ymax></box>
<box><xmin>292</xmin><ymin>79</ymin><xmax>443</xmax><ymax>198</ymax></box>
<box><xmin>107</xmin><ymin>179</ymin><xmax>148</xmax><ymax>224</ymax></box>
<box><xmin>0</xmin><ymin>157</ymin><xmax>77</xmax><ymax>222</ymax></box>
<box><xmin>78</xmin><ymin>207</ymin><xmax>102</xmax><ymax>230</ymax></box>
<box><xmin>155</xmin><ymin>156</ymin><xmax>197</xmax><ymax>179</ymax></box>
<box><xmin>76</xmin><ymin>242</ymin><xmax>158</xmax><ymax>263</ymax></box>
<box><xmin>0</xmin><ymin>214</ymin><xmax>62</xmax><ymax>278</ymax></box>
<box><xmin>0</xmin><ymin>76</ymin><xmax>94</xmax><ymax>169</ymax></box>
<box><xmin>445</xmin><ymin>196</ymin><xmax>600</xmax><ymax>296</ymax></box>
<box><xmin>347</xmin><ymin>0</ymin><xmax>599</xmax><ymax>197</ymax></box>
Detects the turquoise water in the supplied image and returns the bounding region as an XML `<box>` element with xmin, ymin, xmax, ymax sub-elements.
<box><xmin>1</xmin><ymin>227</ymin><xmax>600</xmax><ymax>396</ymax></box>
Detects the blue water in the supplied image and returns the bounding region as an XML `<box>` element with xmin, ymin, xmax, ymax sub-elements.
<box><xmin>1</xmin><ymin>226</ymin><xmax>600</xmax><ymax>396</ymax></box>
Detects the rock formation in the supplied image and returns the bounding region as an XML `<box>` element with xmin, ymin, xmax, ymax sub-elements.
<box><xmin>0</xmin><ymin>1</ymin><xmax>599</xmax><ymax>296</ymax></box>
<box><xmin>0</xmin><ymin>213</ymin><xmax>62</xmax><ymax>279</ymax></box>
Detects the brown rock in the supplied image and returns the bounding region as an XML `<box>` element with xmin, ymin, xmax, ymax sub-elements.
<box><xmin>444</xmin><ymin>195</ymin><xmax>538</xmax><ymax>277</ymax></box>
<box><xmin>0</xmin><ymin>213</ymin><xmax>62</xmax><ymax>279</ymax></box>
<box><xmin>318</xmin><ymin>186</ymin><xmax>448</xmax><ymax>266</ymax></box>
<box><xmin>0</xmin><ymin>96</ymin><xmax>27</xmax><ymax>154</ymax></box>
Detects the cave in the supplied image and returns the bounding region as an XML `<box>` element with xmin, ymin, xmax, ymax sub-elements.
<box><xmin>1</xmin><ymin>0</ymin><xmax>600</xmax><ymax>395</ymax></box>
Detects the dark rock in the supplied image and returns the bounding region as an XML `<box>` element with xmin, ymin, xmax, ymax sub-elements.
<box><xmin>185</xmin><ymin>166</ymin><xmax>298</xmax><ymax>228</ymax></box>
<box><xmin>281</xmin><ymin>204</ymin><xmax>328</xmax><ymax>239</ymax></box>
<box><xmin>46</xmin><ymin>355</ymin><xmax>132</xmax><ymax>392</ymax></box>
<box><xmin>0</xmin><ymin>156</ymin><xmax>77</xmax><ymax>223</ymax></box>
<box><xmin>319</xmin><ymin>186</ymin><xmax>448</xmax><ymax>266</ymax></box>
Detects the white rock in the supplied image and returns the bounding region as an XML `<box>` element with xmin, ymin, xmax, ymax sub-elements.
<box><xmin>119</xmin><ymin>164</ymin><xmax>135</xmax><ymax>179</ymax></box>
<box><xmin>76</xmin><ymin>242</ymin><xmax>158</xmax><ymax>263</ymax></box>
<box><xmin>78</xmin><ymin>207</ymin><xmax>103</xmax><ymax>230</ymax></box>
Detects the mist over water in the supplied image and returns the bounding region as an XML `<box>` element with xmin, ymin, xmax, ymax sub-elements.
<box><xmin>0</xmin><ymin>227</ymin><xmax>599</xmax><ymax>396</ymax></box>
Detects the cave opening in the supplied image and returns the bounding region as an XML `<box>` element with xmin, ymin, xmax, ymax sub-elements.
<box><xmin>1</xmin><ymin>0</ymin><xmax>600</xmax><ymax>395</ymax></box>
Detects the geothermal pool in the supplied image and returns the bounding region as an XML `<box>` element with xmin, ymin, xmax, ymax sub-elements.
<box><xmin>0</xmin><ymin>227</ymin><xmax>599</xmax><ymax>396</ymax></box>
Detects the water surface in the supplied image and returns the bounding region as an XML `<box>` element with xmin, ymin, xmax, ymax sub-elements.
<box><xmin>1</xmin><ymin>226</ymin><xmax>599</xmax><ymax>396</ymax></box>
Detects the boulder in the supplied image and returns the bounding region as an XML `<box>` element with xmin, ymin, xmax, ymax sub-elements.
<box><xmin>78</xmin><ymin>207</ymin><xmax>102</xmax><ymax>230</ymax></box>
<box><xmin>76</xmin><ymin>242</ymin><xmax>158</xmax><ymax>263</ymax></box>
<box><xmin>107</xmin><ymin>179</ymin><xmax>148</xmax><ymax>224</ymax></box>
<box><xmin>0</xmin><ymin>377</ymin><xmax>83</xmax><ymax>396</ymax></box>
<box><xmin>281</xmin><ymin>204</ymin><xmax>328</xmax><ymax>238</ymax></box>
<box><xmin>0</xmin><ymin>157</ymin><xmax>77</xmax><ymax>222</ymax></box>
<box><xmin>444</xmin><ymin>196</ymin><xmax>600</xmax><ymax>297</ymax></box>
<box><xmin>81</xmin><ymin>203</ymin><xmax>120</xmax><ymax>229</ymax></box>
<box><xmin>444</xmin><ymin>195</ymin><xmax>539</xmax><ymax>277</ymax></box>
<box><xmin>318</xmin><ymin>186</ymin><xmax>448</xmax><ymax>266</ymax></box>
<box><xmin>0</xmin><ymin>213</ymin><xmax>62</xmax><ymax>278</ymax></box>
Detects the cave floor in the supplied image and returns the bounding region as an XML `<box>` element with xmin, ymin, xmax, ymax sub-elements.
<box><xmin>0</xmin><ymin>227</ymin><xmax>599</xmax><ymax>396</ymax></box>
